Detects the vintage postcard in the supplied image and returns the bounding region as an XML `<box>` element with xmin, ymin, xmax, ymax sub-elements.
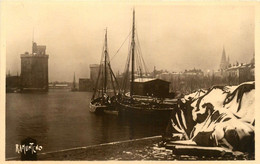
<box><xmin>0</xmin><ymin>0</ymin><xmax>259</xmax><ymax>162</ymax></box>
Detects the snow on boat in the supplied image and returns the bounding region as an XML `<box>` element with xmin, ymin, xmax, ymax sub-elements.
<box><xmin>164</xmin><ymin>81</ymin><xmax>255</xmax><ymax>156</ymax></box>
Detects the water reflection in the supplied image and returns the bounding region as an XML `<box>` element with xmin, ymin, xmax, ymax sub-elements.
<box><xmin>6</xmin><ymin>89</ymin><xmax>168</xmax><ymax>158</ymax></box>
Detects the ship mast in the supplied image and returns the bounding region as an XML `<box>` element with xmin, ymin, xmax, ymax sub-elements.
<box><xmin>130</xmin><ymin>9</ymin><xmax>135</xmax><ymax>97</ymax></box>
<box><xmin>73</xmin><ymin>72</ymin><xmax>76</xmax><ymax>89</ymax></box>
<box><xmin>32</xmin><ymin>27</ymin><xmax>34</xmax><ymax>54</ymax></box>
<box><xmin>104</xmin><ymin>28</ymin><xmax>108</xmax><ymax>94</ymax></box>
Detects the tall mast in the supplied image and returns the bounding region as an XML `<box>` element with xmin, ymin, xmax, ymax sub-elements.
<box><xmin>130</xmin><ymin>9</ymin><xmax>135</xmax><ymax>97</ymax></box>
<box><xmin>104</xmin><ymin>28</ymin><xmax>108</xmax><ymax>94</ymax></box>
<box><xmin>73</xmin><ymin>72</ymin><xmax>76</xmax><ymax>88</ymax></box>
<box><xmin>32</xmin><ymin>28</ymin><xmax>34</xmax><ymax>54</ymax></box>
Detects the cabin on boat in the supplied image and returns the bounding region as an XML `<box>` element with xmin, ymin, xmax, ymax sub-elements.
<box><xmin>132</xmin><ymin>78</ymin><xmax>170</xmax><ymax>98</ymax></box>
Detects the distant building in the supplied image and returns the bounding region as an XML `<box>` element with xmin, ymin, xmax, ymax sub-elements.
<box><xmin>48</xmin><ymin>82</ymin><xmax>70</xmax><ymax>89</ymax></box>
<box><xmin>219</xmin><ymin>47</ymin><xmax>230</xmax><ymax>71</ymax></box>
<box><xmin>250</xmin><ymin>54</ymin><xmax>255</xmax><ymax>77</ymax></box>
<box><xmin>214</xmin><ymin>53</ymin><xmax>255</xmax><ymax>85</ymax></box>
<box><xmin>89</xmin><ymin>64</ymin><xmax>115</xmax><ymax>90</ymax></box>
<box><xmin>225</xmin><ymin>63</ymin><xmax>254</xmax><ymax>84</ymax></box>
<box><xmin>79</xmin><ymin>78</ymin><xmax>93</xmax><ymax>91</ymax></box>
<box><xmin>90</xmin><ymin>64</ymin><xmax>100</xmax><ymax>84</ymax></box>
<box><xmin>183</xmin><ymin>68</ymin><xmax>204</xmax><ymax>76</ymax></box>
<box><xmin>20</xmin><ymin>42</ymin><xmax>49</xmax><ymax>92</ymax></box>
<box><xmin>132</xmin><ymin>78</ymin><xmax>170</xmax><ymax>98</ymax></box>
<box><xmin>6</xmin><ymin>74</ymin><xmax>20</xmax><ymax>92</ymax></box>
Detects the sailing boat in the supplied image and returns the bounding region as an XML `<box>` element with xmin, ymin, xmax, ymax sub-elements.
<box><xmin>89</xmin><ymin>29</ymin><xmax>119</xmax><ymax>114</ymax></box>
<box><xmin>71</xmin><ymin>72</ymin><xmax>78</xmax><ymax>91</ymax></box>
<box><xmin>116</xmin><ymin>9</ymin><xmax>177</xmax><ymax>119</ymax></box>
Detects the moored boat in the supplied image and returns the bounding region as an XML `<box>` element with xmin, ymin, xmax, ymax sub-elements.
<box><xmin>117</xmin><ymin>93</ymin><xmax>176</xmax><ymax>120</ymax></box>
<box><xmin>115</xmin><ymin>9</ymin><xmax>177</xmax><ymax>120</ymax></box>
<box><xmin>89</xmin><ymin>29</ymin><xmax>119</xmax><ymax>114</ymax></box>
<box><xmin>90</xmin><ymin>96</ymin><xmax>115</xmax><ymax>114</ymax></box>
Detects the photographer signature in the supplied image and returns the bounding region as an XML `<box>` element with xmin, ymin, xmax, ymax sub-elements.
<box><xmin>16</xmin><ymin>143</ymin><xmax>43</xmax><ymax>154</ymax></box>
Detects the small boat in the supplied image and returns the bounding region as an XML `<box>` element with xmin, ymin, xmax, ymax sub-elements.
<box><xmin>89</xmin><ymin>29</ymin><xmax>119</xmax><ymax>114</ymax></box>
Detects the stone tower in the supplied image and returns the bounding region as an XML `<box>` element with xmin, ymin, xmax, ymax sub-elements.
<box><xmin>89</xmin><ymin>64</ymin><xmax>100</xmax><ymax>84</ymax></box>
<box><xmin>20</xmin><ymin>42</ymin><xmax>49</xmax><ymax>92</ymax></box>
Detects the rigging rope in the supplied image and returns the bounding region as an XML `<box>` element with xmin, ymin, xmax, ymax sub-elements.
<box><xmin>92</xmin><ymin>38</ymin><xmax>105</xmax><ymax>100</ymax></box>
<box><xmin>110</xmin><ymin>30</ymin><xmax>132</xmax><ymax>61</ymax></box>
<box><xmin>119</xmin><ymin>22</ymin><xmax>152</xmax><ymax>92</ymax></box>
<box><xmin>136</xmin><ymin>29</ymin><xmax>149</xmax><ymax>75</ymax></box>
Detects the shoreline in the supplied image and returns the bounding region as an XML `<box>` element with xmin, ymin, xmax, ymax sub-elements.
<box><xmin>6</xmin><ymin>134</ymin><xmax>254</xmax><ymax>161</ymax></box>
<box><xmin>7</xmin><ymin>135</ymin><xmax>163</xmax><ymax>160</ymax></box>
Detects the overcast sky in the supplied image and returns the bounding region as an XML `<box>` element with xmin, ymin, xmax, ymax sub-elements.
<box><xmin>4</xmin><ymin>1</ymin><xmax>254</xmax><ymax>82</ymax></box>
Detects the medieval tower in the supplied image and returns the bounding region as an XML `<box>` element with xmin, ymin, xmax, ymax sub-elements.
<box><xmin>20</xmin><ymin>42</ymin><xmax>49</xmax><ymax>92</ymax></box>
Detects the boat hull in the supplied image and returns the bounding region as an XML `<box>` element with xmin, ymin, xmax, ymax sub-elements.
<box><xmin>89</xmin><ymin>100</ymin><xmax>115</xmax><ymax>114</ymax></box>
<box><xmin>116</xmin><ymin>100</ymin><xmax>176</xmax><ymax>121</ymax></box>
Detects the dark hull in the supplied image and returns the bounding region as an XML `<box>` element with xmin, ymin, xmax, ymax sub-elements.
<box><xmin>116</xmin><ymin>100</ymin><xmax>176</xmax><ymax>121</ymax></box>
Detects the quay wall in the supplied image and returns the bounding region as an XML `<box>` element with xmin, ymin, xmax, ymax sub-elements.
<box><xmin>7</xmin><ymin>136</ymin><xmax>162</xmax><ymax>160</ymax></box>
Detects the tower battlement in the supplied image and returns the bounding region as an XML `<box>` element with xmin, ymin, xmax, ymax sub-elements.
<box><xmin>20</xmin><ymin>42</ymin><xmax>49</xmax><ymax>92</ymax></box>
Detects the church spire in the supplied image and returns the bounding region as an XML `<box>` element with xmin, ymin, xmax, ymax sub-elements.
<box><xmin>222</xmin><ymin>47</ymin><xmax>226</xmax><ymax>61</ymax></box>
<box><xmin>220</xmin><ymin>46</ymin><xmax>228</xmax><ymax>70</ymax></box>
<box><xmin>251</xmin><ymin>53</ymin><xmax>255</xmax><ymax>64</ymax></box>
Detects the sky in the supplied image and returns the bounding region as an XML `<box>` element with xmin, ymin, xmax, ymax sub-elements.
<box><xmin>4</xmin><ymin>1</ymin><xmax>255</xmax><ymax>82</ymax></box>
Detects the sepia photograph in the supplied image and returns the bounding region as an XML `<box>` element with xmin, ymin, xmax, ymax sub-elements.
<box><xmin>1</xmin><ymin>0</ymin><xmax>258</xmax><ymax>161</ymax></box>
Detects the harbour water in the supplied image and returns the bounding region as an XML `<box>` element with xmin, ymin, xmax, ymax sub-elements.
<box><xmin>6</xmin><ymin>89</ymin><xmax>168</xmax><ymax>158</ymax></box>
